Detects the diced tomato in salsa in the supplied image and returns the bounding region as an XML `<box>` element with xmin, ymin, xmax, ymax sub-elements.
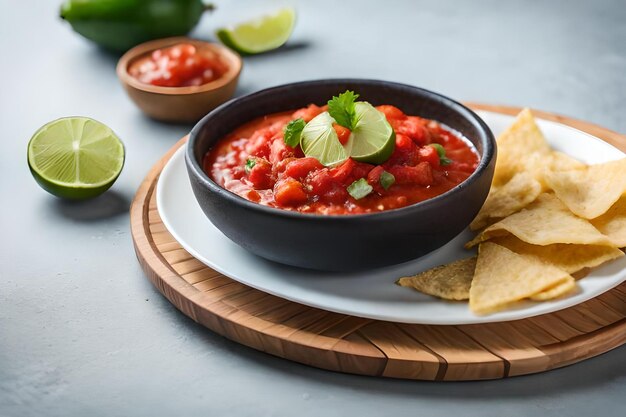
<box><xmin>204</xmin><ymin>104</ymin><xmax>479</xmax><ymax>214</ymax></box>
<box><xmin>129</xmin><ymin>43</ymin><xmax>228</xmax><ymax>88</ymax></box>
<box><xmin>285</xmin><ymin>158</ymin><xmax>324</xmax><ymax>179</ymax></box>
<box><xmin>247</xmin><ymin>158</ymin><xmax>273</xmax><ymax>189</ymax></box>
<box><xmin>333</xmin><ymin>124</ymin><xmax>351</xmax><ymax>145</ymax></box>
<box><xmin>418</xmin><ymin>145</ymin><xmax>440</xmax><ymax>168</ymax></box>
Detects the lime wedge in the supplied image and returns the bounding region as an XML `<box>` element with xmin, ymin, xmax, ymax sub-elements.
<box><xmin>301</xmin><ymin>112</ymin><xmax>350</xmax><ymax>167</ymax></box>
<box><xmin>350</xmin><ymin>102</ymin><xmax>395</xmax><ymax>164</ymax></box>
<box><xmin>27</xmin><ymin>117</ymin><xmax>125</xmax><ymax>200</ymax></box>
<box><xmin>216</xmin><ymin>8</ymin><xmax>296</xmax><ymax>55</ymax></box>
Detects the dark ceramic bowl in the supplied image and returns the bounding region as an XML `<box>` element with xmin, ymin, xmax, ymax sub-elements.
<box><xmin>186</xmin><ymin>79</ymin><xmax>496</xmax><ymax>271</ymax></box>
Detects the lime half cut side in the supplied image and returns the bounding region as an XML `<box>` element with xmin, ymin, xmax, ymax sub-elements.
<box><xmin>301</xmin><ymin>112</ymin><xmax>350</xmax><ymax>167</ymax></box>
<box><xmin>216</xmin><ymin>7</ymin><xmax>296</xmax><ymax>55</ymax></box>
<box><xmin>350</xmin><ymin>102</ymin><xmax>395</xmax><ymax>164</ymax></box>
<box><xmin>27</xmin><ymin>117</ymin><xmax>125</xmax><ymax>200</ymax></box>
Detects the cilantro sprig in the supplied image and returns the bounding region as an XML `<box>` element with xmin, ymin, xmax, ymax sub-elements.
<box><xmin>283</xmin><ymin>118</ymin><xmax>306</xmax><ymax>147</ymax></box>
<box><xmin>327</xmin><ymin>90</ymin><xmax>359</xmax><ymax>130</ymax></box>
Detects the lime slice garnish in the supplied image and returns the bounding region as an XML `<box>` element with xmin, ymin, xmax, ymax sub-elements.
<box><xmin>216</xmin><ymin>8</ymin><xmax>296</xmax><ymax>55</ymax></box>
<box><xmin>27</xmin><ymin>117</ymin><xmax>125</xmax><ymax>200</ymax></box>
<box><xmin>349</xmin><ymin>102</ymin><xmax>395</xmax><ymax>164</ymax></box>
<box><xmin>301</xmin><ymin>112</ymin><xmax>350</xmax><ymax>167</ymax></box>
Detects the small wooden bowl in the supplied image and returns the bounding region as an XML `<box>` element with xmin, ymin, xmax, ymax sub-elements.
<box><xmin>116</xmin><ymin>37</ymin><xmax>242</xmax><ymax>123</ymax></box>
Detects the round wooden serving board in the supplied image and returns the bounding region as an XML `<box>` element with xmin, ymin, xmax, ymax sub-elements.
<box><xmin>131</xmin><ymin>104</ymin><xmax>626</xmax><ymax>381</ymax></box>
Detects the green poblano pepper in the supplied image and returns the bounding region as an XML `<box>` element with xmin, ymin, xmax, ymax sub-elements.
<box><xmin>60</xmin><ymin>0</ymin><xmax>213</xmax><ymax>52</ymax></box>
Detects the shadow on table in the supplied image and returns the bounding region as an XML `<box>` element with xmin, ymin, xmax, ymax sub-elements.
<box><xmin>52</xmin><ymin>190</ymin><xmax>129</xmax><ymax>222</ymax></box>
<box><xmin>241</xmin><ymin>41</ymin><xmax>311</xmax><ymax>59</ymax></box>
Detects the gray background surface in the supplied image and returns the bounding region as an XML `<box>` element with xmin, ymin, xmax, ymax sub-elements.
<box><xmin>1</xmin><ymin>1</ymin><xmax>625</xmax><ymax>416</ymax></box>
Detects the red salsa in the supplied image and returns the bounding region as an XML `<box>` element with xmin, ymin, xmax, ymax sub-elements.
<box><xmin>129</xmin><ymin>43</ymin><xmax>228</xmax><ymax>87</ymax></box>
<box><xmin>204</xmin><ymin>104</ymin><xmax>479</xmax><ymax>215</ymax></box>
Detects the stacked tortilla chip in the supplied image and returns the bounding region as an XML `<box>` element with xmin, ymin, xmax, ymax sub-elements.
<box><xmin>398</xmin><ymin>109</ymin><xmax>626</xmax><ymax>315</ymax></box>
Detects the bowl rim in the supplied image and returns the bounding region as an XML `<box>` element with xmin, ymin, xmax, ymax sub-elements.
<box><xmin>116</xmin><ymin>37</ymin><xmax>242</xmax><ymax>96</ymax></box>
<box><xmin>186</xmin><ymin>78</ymin><xmax>496</xmax><ymax>222</ymax></box>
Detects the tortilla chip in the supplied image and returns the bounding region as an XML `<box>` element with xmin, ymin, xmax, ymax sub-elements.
<box><xmin>533</xmin><ymin>151</ymin><xmax>588</xmax><ymax>189</ymax></box>
<box><xmin>544</xmin><ymin>158</ymin><xmax>626</xmax><ymax>219</ymax></box>
<box><xmin>470</xmin><ymin>172</ymin><xmax>542</xmax><ymax>230</ymax></box>
<box><xmin>591</xmin><ymin>196</ymin><xmax>626</xmax><ymax>247</ymax></box>
<box><xmin>396</xmin><ymin>257</ymin><xmax>476</xmax><ymax>300</ymax></box>
<box><xmin>530</xmin><ymin>277</ymin><xmax>577</xmax><ymax>301</ymax></box>
<box><xmin>492</xmin><ymin>235</ymin><xmax>624</xmax><ymax>273</ymax></box>
<box><xmin>492</xmin><ymin>109</ymin><xmax>552</xmax><ymax>186</ymax></box>
<box><xmin>469</xmin><ymin>243</ymin><xmax>573</xmax><ymax>314</ymax></box>
<box><xmin>548</xmin><ymin>151</ymin><xmax>586</xmax><ymax>171</ymax></box>
<box><xmin>466</xmin><ymin>193</ymin><xmax>614</xmax><ymax>248</ymax></box>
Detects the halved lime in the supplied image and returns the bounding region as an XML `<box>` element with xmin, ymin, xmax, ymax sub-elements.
<box><xmin>301</xmin><ymin>112</ymin><xmax>350</xmax><ymax>167</ymax></box>
<box><xmin>216</xmin><ymin>8</ymin><xmax>296</xmax><ymax>55</ymax></box>
<box><xmin>27</xmin><ymin>117</ymin><xmax>125</xmax><ymax>200</ymax></box>
<box><xmin>350</xmin><ymin>102</ymin><xmax>395</xmax><ymax>164</ymax></box>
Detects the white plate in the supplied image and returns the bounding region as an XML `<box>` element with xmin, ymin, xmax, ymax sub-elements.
<box><xmin>157</xmin><ymin>111</ymin><xmax>626</xmax><ymax>324</ymax></box>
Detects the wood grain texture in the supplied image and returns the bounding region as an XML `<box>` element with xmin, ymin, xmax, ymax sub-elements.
<box><xmin>131</xmin><ymin>105</ymin><xmax>626</xmax><ymax>381</ymax></box>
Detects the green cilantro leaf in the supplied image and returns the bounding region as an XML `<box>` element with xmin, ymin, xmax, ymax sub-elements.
<box><xmin>347</xmin><ymin>178</ymin><xmax>373</xmax><ymax>200</ymax></box>
<box><xmin>379</xmin><ymin>171</ymin><xmax>395</xmax><ymax>190</ymax></box>
<box><xmin>245</xmin><ymin>158</ymin><xmax>256</xmax><ymax>174</ymax></box>
<box><xmin>283</xmin><ymin>118</ymin><xmax>306</xmax><ymax>147</ymax></box>
<box><xmin>430</xmin><ymin>143</ymin><xmax>452</xmax><ymax>166</ymax></box>
<box><xmin>327</xmin><ymin>90</ymin><xmax>360</xmax><ymax>130</ymax></box>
